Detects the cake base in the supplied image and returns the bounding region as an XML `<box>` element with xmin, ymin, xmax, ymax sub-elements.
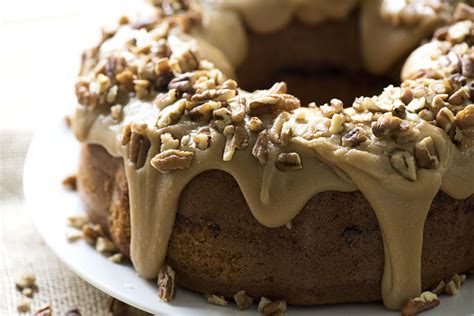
<box><xmin>78</xmin><ymin>144</ymin><xmax>474</xmax><ymax>305</ymax></box>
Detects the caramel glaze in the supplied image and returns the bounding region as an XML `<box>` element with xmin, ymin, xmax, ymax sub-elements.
<box><xmin>73</xmin><ymin>0</ymin><xmax>474</xmax><ymax>310</ymax></box>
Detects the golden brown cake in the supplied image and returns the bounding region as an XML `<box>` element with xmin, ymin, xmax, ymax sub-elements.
<box><xmin>72</xmin><ymin>0</ymin><xmax>474</xmax><ymax>311</ymax></box>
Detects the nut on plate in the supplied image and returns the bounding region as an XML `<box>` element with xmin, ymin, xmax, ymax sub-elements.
<box><xmin>401</xmin><ymin>291</ymin><xmax>440</xmax><ymax>316</ymax></box>
<box><xmin>233</xmin><ymin>290</ymin><xmax>254</xmax><ymax>311</ymax></box>
<box><xmin>158</xmin><ymin>264</ymin><xmax>177</xmax><ymax>302</ymax></box>
<box><xmin>206</xmin><ymin>294</ymin><xmax>228</xmax><ymax>306</ymax></box>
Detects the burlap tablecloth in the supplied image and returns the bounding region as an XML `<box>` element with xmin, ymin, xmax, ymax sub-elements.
<box><xmin>0</xmin><ymin>130</ymin><xmax>149</xmax><ymax>315</ymax></box>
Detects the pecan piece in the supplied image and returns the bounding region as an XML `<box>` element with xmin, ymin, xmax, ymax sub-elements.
<box><xmin>275</xmin><ymin>152</ymin><xmax>302</xmax><ymax>172</ymax></box>
<box><xmin>248</xmin><ymin>116</ymin><xmax>264</xmax><ymax>132</ymax></box>
<box><xmin>252</xmin><ymin>130</ymin><xmax>269</xmax><ymax>165</ymax></box>
<box><xmin>462</xmin><ymin>53</ymin><xmax>474</xmax><ymax>78</ymax></box>
<box><xmin>341</xmin><ymin>128</ymin><xmax>368</xmax><ymax>147</ymax></box>
<box><xmin>401</xmin><ymin>291</ymin><xmax>440</xmax><ymax>316</ymax></box>
<box><xmin>223</xmin><ymin>125</ymin><xmax>249</xmax><ymax>161</ymax></box>
<box><xmin>150</xmin><ymin>149</ymin><xmax>194</xmax><ymax>173</ymax></box>
<box><xmin>454</xmin><ymin>104</ymin><xmax>474</xmax><ymax>130</ymax></box>
<box><xmin>415</xmin><ymin>137</ymin><xmax>439</xmax><ymax>169</ymax></box>
<box><xmin>372</xmin><ymin>115</ymin><xmax>403</xmax><ymax>137</ymax></box>
<box><xmin>168</xmin><ymin>73</ymin><xmax>194</xmax><ymax>94</ymax></box>
<box><xmin>233</xmin><ymin>290</ymin><xmax>253</xmax><ymax>311</ymax></box>
<box><xmin>206</xmin><ymin>294</ymin><xmax>228</xmax><ymax>306</ymax></box>
<box><xmin>157</xmin><ymin>264</ymin><xmax>177</xmax><ymax>302</ymax></box>
<box><xmin>390</xmin><ymin>150</ymin><xmax>417</xmax><ymax>181</ymax></box>
<box><xmin>33</xmin><ymin>304</ymin><xmax>52</xmax><ymax>316</ymax></box>
<box><xmin>436</xmin><ymin>107</ymin><xmax>455</xmax><ymax>132</ymax></box>
<box><xmin>248</xmin><ymin>94</ymin><xmax>300</xmax><ymax>115</ymax></box>
<box><xmin>261</xmin><ymin>299</ymin><xmax>287</xmax><ymax>315</ymax></box>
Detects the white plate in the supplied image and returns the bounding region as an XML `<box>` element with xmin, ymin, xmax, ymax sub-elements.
<box><xmin>23</xmin><ymin>113</ymin><xmax>474</xmax><ymax>315</ymax></box>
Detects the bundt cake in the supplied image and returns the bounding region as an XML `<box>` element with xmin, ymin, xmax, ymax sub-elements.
<box><xmin>72</xmin><ymin>0</ymin><xmax>474</xmax><ymax>311</ymax></box>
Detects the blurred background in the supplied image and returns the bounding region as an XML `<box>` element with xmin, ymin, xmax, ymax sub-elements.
<box><xmin>0</xmin><ymin>0</ymin><xmax>149</xmax><ymax>314</ymax></box>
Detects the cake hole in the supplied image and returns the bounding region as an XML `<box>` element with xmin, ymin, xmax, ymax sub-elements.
<box><xmin>235</xmin><ymin>14</ymin><xmax>401</xmax><ymax>105</ymax></box>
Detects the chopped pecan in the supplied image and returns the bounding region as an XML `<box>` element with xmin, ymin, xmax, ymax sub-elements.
<box><xmin>248</xmin><ymin>94</ymin><xmax>300</xmax><ymax>115</ymax></box>
<box><xmin>150</xmin><ymin>149</ymin><xmax>194</xmax><ymax>173</ymax></box>
<box><xmin>448</xmin><ymin>86</ymin><xmax>470</xmax><ymax>105</ymax></box>
<box><xmin>252</xmin><ymin>130</ymin><xmax>269</xmax><ymax>165</ymax></box>
<box><xmin>372</xmin><ymin>115</ymin><xmax>403</xmax><ymax>137</ymax></box>
<box><xmin>454</xmin><ymin>104</ymin><xmax>474</xmax><ymax>129</ymax></box>
<box><xmin>189</xmin><ymin>100</ymin><xmax>221</xmax><ymax>120</ymax></box>
<box><xmin>66</xmin><ymin>214</ymin><xmax>89</xmax><ymax>229</ymax></box>
<box><xmin>110</xmin><ymin>104</ymin><xmax>123</xmax><ymax>120</ymax></box>
<box><xmin>262</xmin><ymin>300</ymin><xmax>287</xmax><ymax>315</ymax></box>
<box><xmin>268</xmin><ymin>111</ymin><xmax>291</xmax><ymax>144</ymax></box>
<box><xmin>191</xmin><ymin>88</ymin><xmax>235</xmax><ymax>102</ymax></box>
<box><xmin>157</xmin><ymin>264</ymin><xmax>177</xmax><ymax>302</ymax></box>
<box><xmin>206</xmin><ymin>294</ymin><xmax>228</xmax><ymax>306</ymax></box>
<box><xmin>321</xmin><ymin>99</ymin><xmax>343</xmax><ymax>117</ymax></box>
<box><xmin>445</xmin><ymin>273</ymin><xmax>466</xmax><ymax>295</ymax></box>
<box><xmin>329</xmin><ymin>113</ymin><xmax>345</xmax><ymax>134</ymax></box>
<box><xmin>430</xmin><ymin>94</ymin><xmax>448</xmax><ymax>116</ymax></box>
<box><xmin>82</xmin><ymin>223</ymin><xmax>104</xmax><ymax>245</ymax></box>
<box><xmin>399</xmin><ymin>88</ymin><xmax>414</xmax><ymax>105</ymax></box>
<box><xmin>390</xmin><ymin>150</ymin><xmax>417</xmax><ymax>181</ymax></box>
<box><xmin>432</xmin><ymin>280</ymin><xmax>446</xmax><ymax>295</ymax></box>
<box><xmin>401</xmin><ymin>291</ymin><xmax>440</xmax><ymax>316</ymax></box>
<box><xmin>341</xmin><ymin>128</ymin><xmax>368</xmax><ymax>147</ymax></box>
<box><xmin>268</xmin><ymin>81</ymin><xmax>287</xmax><ymax>94</ymax></box>
<box><xmin>248</xmin><ymin>116</ymin><xmax>264</xmax><ymax>132</ymax></box>
<box><xmin>418</xmin><ymin>109</ymin><xmax>435</xmax><ymax>122</ymax></box>
<box><xmin>228</xmin><ymin>96</ymin><xmax>246</xmax><ymax>122</ymax></box>
<box><xmin>233</xmin><ymin>290</ymin><xmax>253</xmax><ymax>311</ymax></box>
<box><xmin>16</xmin><ymin>297</ymin><xmax>31</xmax><ymax>313</ymax></box>
<box><xmin>33</xmin><ymin>304</ymin><xmax>52</xmax><ymax>316</ymax></box>
<box><xmin>156</xmin><ymin>99</ymin><xmax>186</xmax><ymax>128</ymax></box>
<box><xmin>447</xmin><ymin>20</ymin><xmax>472</xmax><ymax>44</ymax></box>
<box><xmin>95</xmin><ymin>237</ymin><xmax>118</xmax><ymax>253</ymax></box>
<box><xmin>415</xmin><ymin>137</ymin><xmax>439</xmax><ymax>169</ymax></box>
<box><xmin>406</xmin><ymin>97</ymin><xmax>426</xmax><ymax>113</ymax></box>
<box><xmin>436</xmin><ymin>107</ymin><xmax>455</xmax><ymax>132</ymax></box>
<box><xmin>275</xmin><ymin>152</ymin><xmax>302</xmax><ymax>172</ymax></box>
<box><xmin>155</xmin><ymin>89</ymin><xmax>178</xmax><ymax>109</ymax></box>
<box><xmin>223</xmin><ymin>125</ymin><xmax>249</xmax><ymax>161</ymax></box>
<box><xmin>170</xmin><ymin>48</ymin><xmax>199</xmax><ymax>73</ymax></box>
<box><xmin>168</xmin><ymin>73</ymin><xmax>194</xmax><ymax>94</ymax></box>
<box><xmin>212</xmin><ymin>107</ymin><xmax>232</xmax><ymax>131</ymax></box>
<box><xmin>116</xmin><ymin>69</ymin><xmax>135</xmax><ymax>90</ymax></box>
<box><xmin>128</xmin><ymin>124</ymin><xmax>151</xmax><ymax>168</ymax></box>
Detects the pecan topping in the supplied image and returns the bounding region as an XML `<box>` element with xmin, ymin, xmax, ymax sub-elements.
<box><xmin>275</xmin><ymin>152</ymin><xmax>302</xmax><ymax>172</ymax></box>
<box><xmin>168</xmin><ymin>73</ymin><xmax>194</xmax><ymax>94</ymax></box>
<box><xmin>329</xmin><ymin>113</ymin><xmax>345</xmax><ymax>134</ymax></box>
<box><xmin>372</xmin><ymin>115</ymin><xmax>403</xmax><ymax>137</ymax></box>
<box><xmin>436</xmin><ymin>107</ymin><xmax>455</xmax><ymax>132</ymax></box>
<box><xmin>261</xmin><ymin>299</ymin><xmax>287</xmax><ymax>315</ymax></box>
<box><xmin>156</xmin><ymin>99</ymin><xmax>186</xmax><ymax>128</ymax></box>
<box><xmin>401</xmin><ymin>291</ymin><xmax>440</xmax><ymax>316</ymax></box>
<box><xmin>248</xmin><ymin>116</ymin><xmax>264</xmax><ymax>132</ymax></box>
<box><xmin>321</xmin><ymin>99</ymin><xmax>343</xmax><ymax>117</ymax></box>
<box><xmin>150</xmin><ymin>149</ymin><xmax>194</xmax><ymax>173</ymax></box>
<box><xmin>415</xmin><ymin>137</ymin><xmax>439</xmax><ymax>169</ymax></box>
<box><xmin>341</xmin><ymin>128</ymin><xmax>368</xmax><ymax>147</ymax></box>
<box><xmin>128</xmin><ymin>124</ymin><xmax>151</xmax><ymax>168</ymax></box>
<box><xmin>248</xmin><ymin>94</ymin><xmax>300</xmax><ymax>115</ymax></box>
<box><xmin>454</xmin><ymin>104</ymin><xmax>474</xmax><ymax>129</ymax></box>
<box><xmin>269</xmin><ymin>111</ymin><xmax>291</xmax><ymax>144</ymax></box>
<box><xmin>157</xmin><ymin>264</ymin><xmax>177</xmax><ymax>302</ymax></box>
<box><xmin>191</xmin><ymin>88</ymin><xmax>235</xmax><ymax>102</ymax></box>
<box><xmin>448</xmin><ymin>86</ymin><xmax>470</xmax><ymax>105</ymax></box>
<box><xmin>223</xmin><ymin>125</ymin><xmax>249</xmax><ymax>161</ymax></box>
<box><xmin>389</xmin><ymin>150</ymin><xmax>417</xmax><ymax>181</ymax></box>
<box><xmin>252</xmin><ymin>130</ymin><xmax>269</xmax><ymax>165</ymax></box>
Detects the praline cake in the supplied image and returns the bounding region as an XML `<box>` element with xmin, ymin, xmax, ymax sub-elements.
<box><xmin>73</xmin><ymin>0</ymin><xmax>474</xmax><ymax>312</ymax></box>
